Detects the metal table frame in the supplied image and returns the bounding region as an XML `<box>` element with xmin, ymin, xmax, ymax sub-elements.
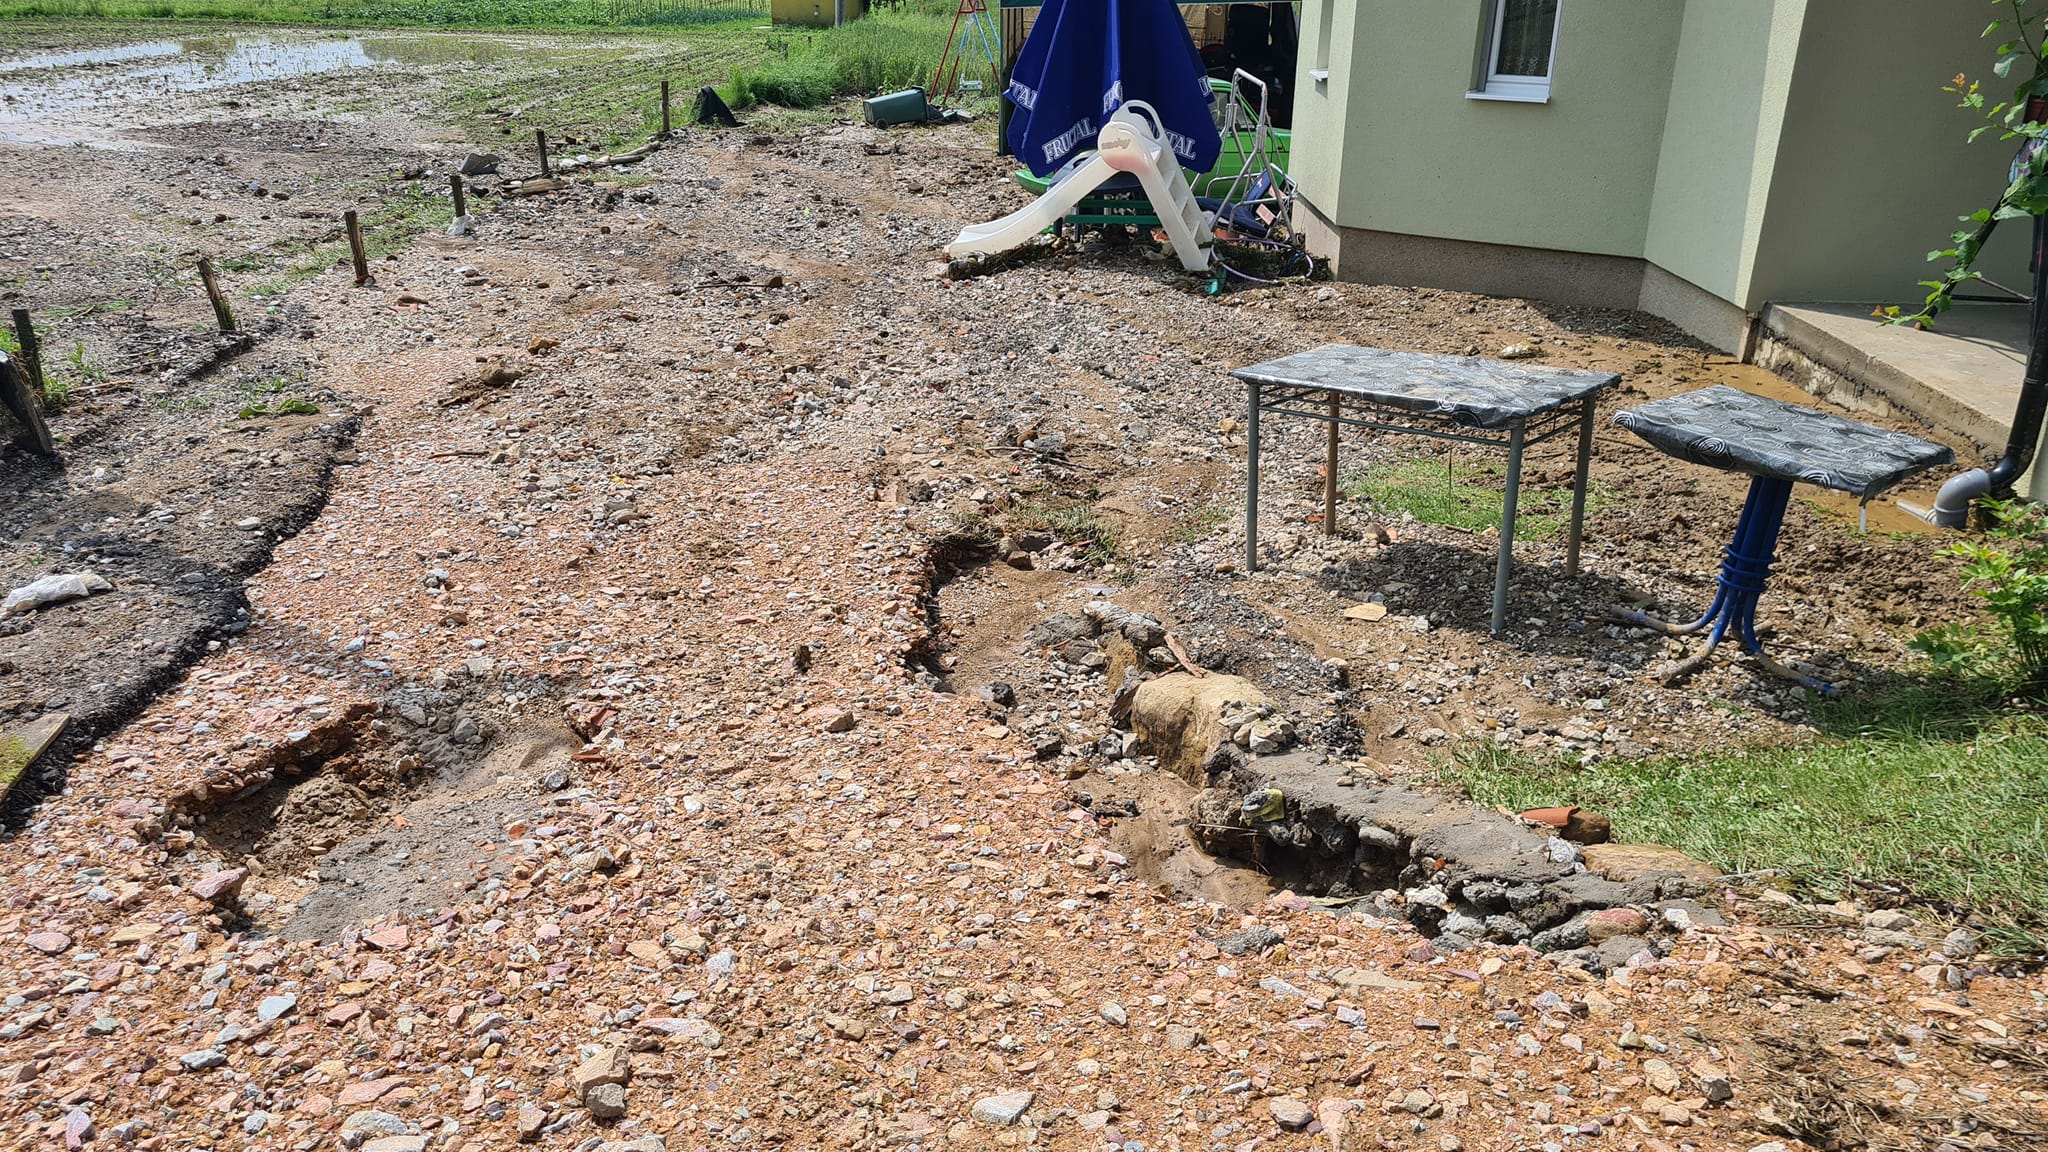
<box><xmin>1244</xmin><ymin>380</ymin><xmax>1601</xmax><ymax>634</ymax></box>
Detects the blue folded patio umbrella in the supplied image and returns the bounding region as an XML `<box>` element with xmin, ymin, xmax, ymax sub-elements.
<box><xmin>1005</xmin><ymin>0</ymin><xmax>1221</xmax><ymax>179</ymax></box>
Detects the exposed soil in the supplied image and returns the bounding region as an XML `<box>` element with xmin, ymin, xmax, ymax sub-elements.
<box><xmin>0</xmin><ymin>25</ymin><xmax>2040</xmax><ymax>1152</ymax></box>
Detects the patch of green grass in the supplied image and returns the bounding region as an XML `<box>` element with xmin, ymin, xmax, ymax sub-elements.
<box><xmin>63</xmin><ymin>340</ymin><xmax>106</xmax><ymax>385</ymax></box>
<box><xmin>37</xmin><ymin>376</ymin><xmax>73</xmax><ymax>413</ymax></box>
<box><xmin>1435</xmin><ymin>682</ymin><xmax>2048</xmax><ymax>955</ymax></box>
<box><xmin>238</xmin><ymin>397</ymin><xmax>319</xmax><ymax>418</ymax></box>
<box><xmin>724</xmin><ymin>9</ymin><xmax>952</xmax><ymax>110</ymax></box>
<box><xmin>1170</xmin><ymin>503</ymin><xmax>1231</xmax><ymax>544</ymax></box>
<box><xmin>248</xmin><ymin>188</ymin><xmax>452</xmax><ymax>296</ymax></box>
<box><xmin>1014</xmin><ymin>500</ymin><xmax>1119</xmax><ymax>565</ymax></box>
<box><xmin>1344</xmin><ymin>457</ymin><xmax>1608</xmax><ymax>542</ymax></box>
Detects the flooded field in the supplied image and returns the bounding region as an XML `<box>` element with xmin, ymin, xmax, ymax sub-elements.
<box><xmin>0</xmin><ymin>28</ymin><xmax>674</xmax><ymax>147</ymax></box>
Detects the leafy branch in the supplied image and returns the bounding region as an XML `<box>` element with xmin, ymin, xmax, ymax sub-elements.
<box><xmin>1885</xmin><ymin>1</ymin><xmax>2048</xmax><ymax>329</ymax></box>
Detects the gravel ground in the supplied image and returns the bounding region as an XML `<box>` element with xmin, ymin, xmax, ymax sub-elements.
<box><xmin>1</xmin><ymin>31</ymin><xmax>2043</xmax><ymax>1152</ymax></box>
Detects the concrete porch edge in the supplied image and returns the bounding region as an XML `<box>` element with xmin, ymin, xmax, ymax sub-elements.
<box><xmin>1754</xmin><ymin>301</ymin><xmax>2025</xmax><ymax>459</ymax></box>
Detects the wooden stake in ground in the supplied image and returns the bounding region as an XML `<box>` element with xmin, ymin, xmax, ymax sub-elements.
<box><xmin>0</xmin><ymin>348</ymin><xmax>55</xmax><ymax>455</ymax></box>
<box><xmin>343</xmin><ymin>210</ymin><xmax>371</xmax><ymax>286</ymax></box>
<box><xmin>10</xmin><ymin>309</ymin><xmax>44</xmax><ymax>397</ymax></box>
<box><xmin>449</xmin><ymin>172</ymin><xmax>467</xmax><ymax>219</ymax></box>
<box><xmin>660</xmin><ymin>80</ymin><xmax>672</xmax><ymax>139</ymax></box>
<box><xmin>536</xmin><ymin>128</ymin><xmax>552</xmax><ymax>177</ymax></box>
<box><xmin>196</xmin><ymin>257</ymin><xmax>236</xmax><ymax>333</ymax></box>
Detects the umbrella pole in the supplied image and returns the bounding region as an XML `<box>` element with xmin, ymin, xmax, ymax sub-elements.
<box><xmin>998</xmin><ymin>5</ymin><xmax>1024</xmax><ymax>157</ymax></box>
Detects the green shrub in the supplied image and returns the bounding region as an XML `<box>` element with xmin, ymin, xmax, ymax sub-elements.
<box><xmin>724</xmin><ymin>9</ymin><xmax>949</xmax><ymax>109</ymax></box>
<box><xmin>730</xmin><ymin>51</ymin><xmax>841</xmax><ymax>108</ymax></box>
<box><xmin>1913</xmin><ymin>499</ymin><xmax>2048</xmax><ymax>691</ymax></box>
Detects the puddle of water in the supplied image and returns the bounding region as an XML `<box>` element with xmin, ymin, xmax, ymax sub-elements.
<box><xmin>0</xmin><ymin>34</ymin><xmax>557</xmax><ymax>127</ymax></box>
<box><xmin>360</xmin><ymin>36</ymin><xmax>547</xmax><ymax>66</ymax></box>
<box><xmin>0</xmin><ymin>40</ymin><xmax>185</xmax><ymax>73</ymax></box>
<box><xmin>0</xmin><ymin>37</ymin><xmax>373</xmax><ymax>123</ymax></box>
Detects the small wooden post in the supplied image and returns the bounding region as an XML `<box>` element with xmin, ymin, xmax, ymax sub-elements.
<box><xmin>1323</xmin><ymin>391</ymin><xmax>1340</xmax><ymax>536</ymax></box>
<box><xmin>660</xmin><ymin>80</ymin><xmax>671</xmax><ymax>139</ymax></box>
<box><xmin>197</xmin><ymin>258</ymin><xmax>236</xmax><ymax>333</ymax></box>
<box><xmin>0</xmin><ymin>345</ymin><xmax>54</xmax><ymax>456</ymax></box>
<box><xmin>9</xmin><ymin>309</ymin><xmax>44</xmax><ymax>397</ymax></box>
<box><xmin>536</xmin><ymin>128</ymin><xmax>552</xmax><ymax>176</ymax></box>
<box><xmin>449</xmin><ymin>172</ymin><xmax>467</xmax><ymax>219</ymax></box>
<box><xmin>343</xmin><ymin>210</ymin><xmax>371</xmax><ymax>286</ymax></box>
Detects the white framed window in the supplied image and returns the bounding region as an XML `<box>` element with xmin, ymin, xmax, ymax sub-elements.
<box><xmin>1311</xmin><ymin>0</ymin><xmax>1334</xmax><ymax>86</ymax></box>
<box><xmin>1469</xmin><ymin>0</ymin><xmax>1559</xmax><ymax>103</ymax></box>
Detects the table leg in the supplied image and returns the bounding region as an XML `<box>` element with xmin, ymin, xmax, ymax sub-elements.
<box><xmin>1565</xmin><ymin>399</ymin><xmax>1595</xmax><ymax>578</ymax></box>
<box><xmin>1245</xmin><ymin>381</ymin><xmax>1262</xmax><ymax>573</ymax></box>
<box><xmin>1595</xmin><ymin>475</ymin><xmax>1835</xmax><ymax>695</ymax></box>
<box><xmin>1492</xmin><ymin>423</ymin><xmax>1525</xmax><ymax>635</ymax></box>
<box><xmin>1323</xmin><ymin>390</ymin><xmax>1340</xmax><ymax>537</ymax></box>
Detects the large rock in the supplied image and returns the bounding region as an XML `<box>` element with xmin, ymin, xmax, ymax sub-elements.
<box><xmin>1581</xmin><ymin>842</ymin><xmax>1721</xmax><ymax>884</ymax></box>
<box><xmin>1131</xmin><ymin>673</ymin><xmax>1273</xmax><ymax>784</ymax></box>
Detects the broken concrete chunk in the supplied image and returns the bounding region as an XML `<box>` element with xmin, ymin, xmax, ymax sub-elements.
<box><xmin>1580</xmin><ymin>842</ymin><xmax>1720</xmax><ymax>884</ymax></box>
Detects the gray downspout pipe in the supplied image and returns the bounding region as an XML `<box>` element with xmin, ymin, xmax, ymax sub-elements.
<box><xmin>1933</xmin><ymin>213</ymin><xmax>2048</xmax><ymax>526</ymax></box>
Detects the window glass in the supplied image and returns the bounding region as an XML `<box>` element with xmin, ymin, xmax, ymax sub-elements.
<box><xmin>1494</xmin><ymin>0</ymin><xmax>1557</xmax><ymax>78</ymax></box>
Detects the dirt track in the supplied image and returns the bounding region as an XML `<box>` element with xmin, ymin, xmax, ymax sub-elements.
<box><xmin>1</xmin><ymin>27</ymin><xmax>2043</xmax><ymax>1152</ymax></box>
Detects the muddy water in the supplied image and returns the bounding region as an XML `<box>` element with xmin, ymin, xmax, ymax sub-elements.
<box><xmin>0</xmin><ymin>32</ymin><xmax>554</xmax><ymax>145</ymax></box>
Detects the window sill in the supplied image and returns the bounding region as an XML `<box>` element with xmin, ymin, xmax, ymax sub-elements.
<box><xmin>1466</xmin><ymin>87</ymin><xmax>1550</xmax><ymax>104</ymax></box>
<box><xmin>1309</xmin><ymin>68</ymin><xmax>1329</xmax><ymax>86</ymax></box>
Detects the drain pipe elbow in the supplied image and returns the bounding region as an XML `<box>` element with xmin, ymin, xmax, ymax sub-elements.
<box><xmin>1932</xmin><ymin>468</ymin><xmax>1992</xmax><ymax>528</ymax></box>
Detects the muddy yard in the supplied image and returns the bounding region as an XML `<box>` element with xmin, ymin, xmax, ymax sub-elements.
<box><xmin>0</xmin><ymin>23</ymin><xmax>2041</xmax><ymax>1152</ymax></box>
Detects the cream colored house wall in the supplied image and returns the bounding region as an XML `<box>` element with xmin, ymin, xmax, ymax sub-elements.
<box><xmin>1292</xmin><ymin>0</ymin><xmax>1685</xmax><ymax>258</ymax></box>
<box><xmin>1747</xmin><ymin>0</ymin><xmax>2030</xmax><ymax>309</ymax></box>
<box><xmin>1641</xmin><ymin>0</ymin><xmax>1799</xmax><ymax>307</ymax></box>
<box><xmin>1292</xmin><ymin>0</ymin><xmax>2032</xmax><ymax>322</ymax></box>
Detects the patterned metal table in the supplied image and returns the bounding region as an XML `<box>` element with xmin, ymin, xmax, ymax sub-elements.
<box><xmin>1609</xmin><ymin>385</ymin><xmax>1954</xmax><ymax>691</ymax></box>
<box><xmin>1230</xmin><ymin>345</ymin><xmax>1620</xmax><ymax>634</ymax></box>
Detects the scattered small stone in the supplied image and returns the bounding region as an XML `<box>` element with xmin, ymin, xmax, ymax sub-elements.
<box><xmin>585</xmin><ymin>1081</ymin><xmax>627</xmax><ymax>1120</ymax></box>
<box><xmin>188</xmin><ymin>869</ymin><xmax>246</xmax><ymax>904</ymax></box>
<box><xmin>1216</xmin><ymin>925</ymin><xmax>1280</xmax><ymax>956</ymax></box>
<box><xmin>970</xmin><ymin>1090</ymin><xmax>1034</xmax><ymax>1126</ymax></box>
<box><xmin>176</xmin><ymin>1049</ymin><xmax>226</xmax><ymax>1071</ymax></box>
<box><xmin>1267</xmin><ymin>1096</ymin><xmax>1312</xmax><ymax>1131</ymax></box>
<box><xmin>23</xmin><ymin>930</ymin><xmax>71</xmax><ymax>955</ymax></box>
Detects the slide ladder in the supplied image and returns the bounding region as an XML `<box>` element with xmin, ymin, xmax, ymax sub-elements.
<box><xmin>948</xmin><ymin>102</ymin><xmax>1213</xmax><ymax>272</ymax></box>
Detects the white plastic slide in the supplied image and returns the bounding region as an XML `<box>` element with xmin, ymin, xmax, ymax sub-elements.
<box><xmin>948</xmin><ymin>101</ymin><xmax>1213</xmax><ymax>272</ymax></box>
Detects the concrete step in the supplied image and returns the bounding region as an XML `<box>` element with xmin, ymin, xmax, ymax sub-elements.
<box><xmin>1755</xmin><ymin>301</ymin><xmax>2025</xmax><ymax>458</ymax></box>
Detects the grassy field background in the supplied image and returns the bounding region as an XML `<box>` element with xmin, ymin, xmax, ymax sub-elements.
<box><xmin>0</xmin><ymin>0</ymin><xmax>767</xmax><ymax>27</ymax></box>
<box><xmin>0</xmin><ymin>0</ymin><xmax>963</xmax><ymax>113</ymax></box>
